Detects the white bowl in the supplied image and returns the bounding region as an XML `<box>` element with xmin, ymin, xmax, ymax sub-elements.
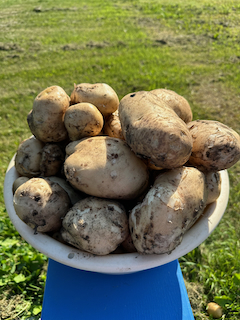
<box><xmin>4</xmin><ymin>155</ymin><xmax>229</xmax><ymax>274</ymax></box>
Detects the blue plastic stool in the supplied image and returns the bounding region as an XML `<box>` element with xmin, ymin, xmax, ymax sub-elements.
<box><xmin>41</xmin><ymin>258</ymin><xmax>194</xmax><ymax>320</ymax></box>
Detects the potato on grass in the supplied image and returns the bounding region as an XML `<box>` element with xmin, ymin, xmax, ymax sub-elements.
<box><xmin>187</xmin><ymin>120</ymin><xmax>240</xmax><ymax>171</ymax></box>
<box><xmin>119</xmin><ymin>91</ymin><xmax>193</xmax><ymax>169</ymax></box>
<box><xmin>64</xmin><ymin>102</ymin><xmax>104</xmax><ymax>141</ymax></box>
<box><xmin>70</xmin><ymin>83</ymin><xmax>119</xmax><ymax>117</ymax></box>
<box><xmin>27</xmin><ymin>85</ymin><xmax>70</xmax><ymax>142</ymax></box>
<box><xmin>64</xmin><ymin>136</ymin><xmax>149</xmax><ymax>199</ymax></box>
<box><xmin>13</xmin><ymin>178</ymin><xmax>71</xmax><ymax>233</ymax></box>
<box><xmin>15</xmin><ymin>136</ymin><xmax>45</xmax><ymax>178</ymax></box>
<box><xmin>61</xmin><ymin>197</ymin><xmax>129</xmax><ymax>255</ymax></box>
<box><xmin>129</xmin><ymin>166</ymin><xmax>208</xmax><ymax>254</ymax></box>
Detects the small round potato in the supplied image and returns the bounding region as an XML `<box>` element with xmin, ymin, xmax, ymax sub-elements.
<box><xmin>129</xmin><ymin>166</ymin><xmax>208</xmax><ymax>254</ymax></box>
<box><xmin>64</xmin><ymin>102</ymin><xmax>104</xmax><ymax>141</ymax></box>
<box><xmin>150</xmin><ymin>88</ymin><xmax>192</xmax><ymax>123</ymax></box>
<box><xmin>70</xmin><ymin>83</ymin><xmax>119</xmax><ymax>117</ymax></box>
<box><xmin>64</xmin><ymin>136</ymin><xmax>149</xmax><ymax>199</ymax></box>
<box><xmin>187</xmin><ymin>120</ymin><xmax>240</xmax><ymax>171</ymax></box>
<box><xmin>15</xmin><ymin>136</ymin><xmax>45</xmax><ymax>177</ymax></box>
<box><xmin>13</xmin><ymin>178</ymin><xmax>71</xmax><ymax>233</ymax></box>
<box><xmin>61</xmin><ymin>197</ymin><xmax>129</xmax><ymax>255</ymax></box>
<box><xmin>39</xmin><ymin>143</ymin><xmax>65</xmax><ymax>177</ymax></box>
<box><xmin>119</xmin><ymin>91</ymin><xmax>193</xmax><ymax>169</ymax></box>
<box><xmin>27</xmin><ymin>86</ymin><xmax>70</xmax><ymax>142</ymax></box>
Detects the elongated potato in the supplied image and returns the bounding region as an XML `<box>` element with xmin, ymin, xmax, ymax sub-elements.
<box><xmin>70</xmin><ymin>83</ymin><xmax>119</xmax><ymax>117</ymax></box>
<box><xmin>64</xmin><ymin>136</ymin><xmax>149</xmax><ymax>199</ymax></box>
<box><xmin>61</xmin><ymin>197</ymin><xmax>129</xmax><ymax>255</ymax></box>
<box><xmin>119</xmin><ymin>91</ymin><xmax>193</xmax><ymax>169</ymax></box>
<box><xmin>129</xmin><ymin>166</ymin><xmax>208</xmax><ymax>254</ymax></box>
<box><xmin>64</xmin><ymin>102</ymin><xmax>104</xmax><ymax>141</ymax></box>
<box><xmin>150</xmin><ymin>88</ymin><xmax>192</xmax><ymax>123</ymax></box>
<box><xmin>27</xmin><ymin>86</ymin><xmax>70</xmax><ymax>142</ymax></box>
<box><xmin>187</xmin><ymin>120</ymin><xmax>240</xmax><ymax>171</ymax></box>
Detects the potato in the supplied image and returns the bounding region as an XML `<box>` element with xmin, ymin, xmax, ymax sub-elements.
<box><xmin>129</xmin><ymin>166</ymin><xmax>208</xmax><ymax>254</ymax></box>
<box><xmin>15</xmin><ymin>136</ymin><xmax>45</xmax><ymax>177</ymax></box>
<box><xmin>13</xmin><ymin>178</ymin><xmax>71</xmax><ymax>233</ymax></box>
<box><xmin>64</xmin><ymin>136</ymin><xmax>149</xmax><ymax>199</ymax></box>
<box><xmin>61</xmin><ymin>197</ymin><xmax>129</xmax><ymax>255</ymax></box>
<box><xmin>118</xmin><ymin>91</ymin><xmax>193</xmax><ymax>169</ymax></box>
<box><xmin>150</xmin><ymin>88</ymin><xmax>193</xmax><ymax>123</ymax></box>
<box><xmin>27</xmin><ymin>86</ymin><xmax>70</xmax><ymax>142</ymax></box>
<box><xmin>205</xmin><ymin>171</ymin><xmax>221</xmax><ymax>205</ymax></box>
<box><xmin>70</xmin><ymin>83</ymin><xmax>119</xmax><ymax>117</ymax></box>
<box><xmin>64</xmin><ymin>102</ymin><xmax>104</xmax><ymax>141</ymax></box>
<box><xmin>187</xmin><ymin>120</ymin><xmax>240</xmax><ymax>171</ymax></box>
<box><xmin>103</xmin><ymin>111</ymin><xmax>124</xmax><ymax>140</ymax></box>
<box><xmin>39</xmin><ymin>143</ymin><xmax>65</xmax><ymax>177</ymax></box>
<box><xmin>12</xmin><ymin>177</ymin><xmax>29</xmax><ymax>194</ymax></box>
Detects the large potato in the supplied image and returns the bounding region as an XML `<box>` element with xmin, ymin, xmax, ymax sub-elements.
<box><xmin>150</xmin><ymin>88</ymin><xmax>193</xmax><ymax>123</ymax></box>
<box><xmin>129</xmin><ymin>166</ymin><xmax>208</xmax><ymax>254</ymax></box>
<box><xmin>61</xmin><ymin>197</ymin><xmax>129</xmax><ymax>255</ymax></box>
<box><xmin>27</xmin><ymin>86</ymin><xmax>70</xmax><ymax>142</ymax></box>
<box><xmin>118</xmin><ymin>91</ymin><xmax>193</xmax><ymax>169</ymax></box>
<box><xmin>64</xmin><ymin>136</ymin><xmax>149</xmax><ymax>199</ymax></box>
<box><xmin>187</xmin><ymin>120</ymin><xmax>240</xmax><ymax>171</ymax></box>
<box><xmin>13</xmin><ymin>178</ymin><xmax>71</xmax><ymax>233</ymax></box>
<box><xmin>70</xmin><ymin>83</ymin><xmax>119</xmax><ymax>117</ymax></box>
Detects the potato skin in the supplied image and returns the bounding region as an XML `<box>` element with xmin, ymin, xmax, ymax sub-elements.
<box><xmin>28</xmin><ymin>86</ymin><xmax>70</xmax><ymax>142</ymax></box>
<box><xmin>15</xmin><ymin>136</ymin><xmax>45</xmax><ymax>178</ymax></box>
<box><xmin>187</xmin><ymin>120</ymin><xmax>240</xmax><ymax>171</ymax></box>
<box><xmin>40</xmin><ymin>143</ymin><xmax>65</xmax><ymax>177</ymax></box>
<box><xmin>205</xmin><ymin>171</ymin><xmax>221</xmax><ymax>205</ymax></box>
<box><xmin>150</xmin><ymin>88</ymin><xmax>192</xmax><ymax>123</ymax></box>
<box><xmin>61</xmin><ymin>197</ymin><xmax>129</xmax><ymax>255</ymax></box>
<box><xmin>64</xmin><ymin>136</ymin><xmax>149</xmax><ymax>199</ymax></box>
<box><xmin>118</xmin><ymin>91</ymin><xmax>193</xmax><ymax>169</ymax></box>
<box><xmin>129</xmin><ymin>166</ymin><xmax>208</xmax><ymax>254</ymax></box>
<box><xmin>64</xmin><ymin>102</ymin><xmax>104</xmax><ymax>141</ymax></box>
<box><xmin>103</xmin><ymin>112</ymin><xmax>124</xmax><ymax>140</ymax></box>
<box><xmin>70</xmin><ymin>83</ymin><xmax>119</xmax><ymax>117</ymax></box>
<box><xmin>13</xmin><ymin>178</ymin><xmax>71</xmax><ymax>233</ymax></box>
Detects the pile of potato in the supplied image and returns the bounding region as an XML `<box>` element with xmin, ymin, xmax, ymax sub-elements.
<box><xmin>12</xmin><ymin>83</ymin><xmax>240</xmax><ymax>256</ymax></box>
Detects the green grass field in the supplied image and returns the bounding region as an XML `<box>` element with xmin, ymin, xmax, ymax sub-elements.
<box><xmin>1</xmin><ymin>0</ymin><xmax>240</xmax><ymax>318</ymax></box>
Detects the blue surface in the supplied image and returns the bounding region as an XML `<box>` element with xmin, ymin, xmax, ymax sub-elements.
<box><xmin>41</xmin><ymin>259</ymin><xmax>194</xmax><ymax>320</ymax></box>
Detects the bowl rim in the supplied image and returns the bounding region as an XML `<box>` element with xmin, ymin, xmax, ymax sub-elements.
<box><xmin>4</xmin><ymin>155</ymin><xmax>229</xmax><ymax>274</ymax></box>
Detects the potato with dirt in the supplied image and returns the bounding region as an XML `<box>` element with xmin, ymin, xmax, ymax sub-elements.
<box><xmin>70</xmin><ymin>83</ymin><xmax>119</xmax><ymax>117</ymax></box>
<box><xmin>13</xmin><ymin>178</ymin><xmax>71</xmax><ymax>233</ymax></box>
<box><xmin>205</xmin><ymin>171</ymin><xmax>221</xmax><ymax>205</ymax></box>
<box><xmin>39</xmin><ymin>143</ymin><xmax>65</xmax><ymax>177</ymax></box>
<box><xmin>118</xmin><ymin>91</ymin><xmax>193</xmax><ymax>169</ymax></box>
<box><xmin>64</xmin><ymin>136</ymin><xmax>149</xmax><ymax>199</ymax></box>
<box><xmin>150</xmin><ymin>88</ymin><xmax>193</xmax><ymax>123</ymax></box>
<box><xmin>103</xmin><ymin>110</ymin><xmax>124</xmax><ymax>140</ymax></box>
<box><xmin>64</xmin><ymin>102</ymin><xmax>104</xmax><ymax>141</ymax></box>
<box><xmin>129</xmin><ymin>166</ymin><xmax>208</xmax><ymax>254</ymax></box>
<box><xmin>187</xmin><ymin>120</ymin><xmax>240</xmax><ymax>172</ymax></box>
<box><xmin>15</xmin><ymin>136</ymin><xmax>45</xmax><ymax>178</ymax></box>
<box><xmin>61</xmin><ymin>197</ymin><xmax>129</xmax><ymax>255</ymax></box>
<box><xmin>27</xmin><ymin>85</ymin><xmax>70</xmax><ymax>142</ymax></box>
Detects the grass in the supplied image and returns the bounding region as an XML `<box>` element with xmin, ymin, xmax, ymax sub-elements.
<box><xmin>0</xmin><ymin>0</ymin><xmax>240</xmax><ymax>318</ymax></box>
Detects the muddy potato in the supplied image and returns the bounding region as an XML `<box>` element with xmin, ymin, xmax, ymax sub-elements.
<box><xmin>13</xmin><ymin>178</ymin><xmax>71</xmax><ymax>233</ymax></box>
<box><xmin>103</xmin><ymin>111</ymin><xmax>124</xmax><ymax>140</ymax></box>
<box><xmin>12</xmin><ymin>177</ymin><xmax>29</xmax><ymax>194</ymax></box>
<box><xmin>15</xmin><ymin>136</ymin><xmax>45</xmax><ymax>177</ymax></box>
<box><xmin>61</xmin><ymin>197</ymin><xmax>129</xmax><ymax>255</ymax></box>
<box><xmin>205</xmin><ymin>171</ymin><xmax>221</xmax><ymax>205</ymax></box>
<box><xmin>64</xmin><ymin>136</ymin><xmax>149</xmax><ymax>199</ymax></box>
<box><xmin>119</xmin><ymin>91</ymin><xmax>193</xmax><ymax>169</ymax></box>
<box><xmin>150</xmin><ymin>88</ymin><xmax>192</xmax><ymax>123</ymax></box>
<box><xmin>27</xmin><ymin>86</ymin><xmax>70</xmax><ymax>142</ymax></box>
<box><xmin>40</xmin><ymin>143</ymin><xmax>65</xmax><ymax>177</ymax></box>
<box><xmin>129</xmin><ymin>166</ymin><xmax>208</xmax><ymax>254</ymax></box>
<box><xmin>70</xmin><ymin>83</ymin><xmax>119</xmax><ymax>117</ymax></box>
<box><xmin>187</xmin><ymin>120</ymin><xmax>240</xmax><ymax>171</ymax></box>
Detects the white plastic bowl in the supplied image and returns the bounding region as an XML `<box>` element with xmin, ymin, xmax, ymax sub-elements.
<box><xmin>4</xmin><ymin>155</ymin><xmax>229</xmax><ymax>274</ymax></box>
